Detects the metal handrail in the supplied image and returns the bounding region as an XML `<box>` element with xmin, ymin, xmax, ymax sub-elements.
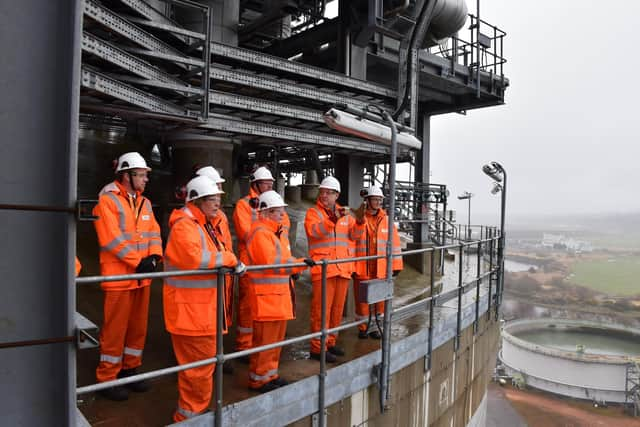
<box><xmin>75</xmin><ymin>234</ymin><xmax>503</xmax><ymax>425</ymax></box>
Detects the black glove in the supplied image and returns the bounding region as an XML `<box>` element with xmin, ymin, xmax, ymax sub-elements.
<box><xmin>136</xmin><ymin>255</ymin><xmax>160</xmax><ymax>273</ymax></box>
<box><xmin>303</xmin><ymin>258</ymin><xmax>316</xmax><ymax>267</ymax></box>
<box><xmin>249</xmin><ymin>197</ymin><xmax>259</xmax><ymax>209</ymax></box>
<box><xmin>291</xmin><ymin>273</ymin><xmax>300</xmax><ymax>280</ymax></box>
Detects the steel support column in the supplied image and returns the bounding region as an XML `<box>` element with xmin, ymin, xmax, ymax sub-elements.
<box><xmin>0</xmin><ymin>0</ymin><xmax>82</xmax><ymax>425</ymax></box>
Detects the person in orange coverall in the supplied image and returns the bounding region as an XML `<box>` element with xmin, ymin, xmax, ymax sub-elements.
<box><xmin>245</xmin><ymin>191</ymin><xmax>313</xmax><ymax>392</ymax></box>
<box><xmin>163</xmin><ymin>176</ymin><xmax>245</xmax><ymax>422</ymax></box>
<box><xmin>92</xmin><ymin>152</ymin><xmax>162</xmax><ymax>401</ymax></box>
<box><xmin>232</xmin><ymin>166</ymin><xmax>290</xmax><ymax>357</ymax></box>
<box><xmin>304</xmin><ymin>176</ymin><xmax>364</xmax><ymax>363</ymax></box>
<box><xmin>353</xmin><ymin>186</ymin><xmax>403</xmax><ymax>339</ymax></box>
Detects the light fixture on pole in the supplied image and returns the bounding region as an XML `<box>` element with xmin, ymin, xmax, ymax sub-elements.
<box><xmin>482</xmin><ymin>161</ymin><xmax>507</xmax><ymax>311</ymax></box>
<box><xmin>457</xmin><ymin>191</ymin><xmax>473</xmax><ymax>240</ymax></box>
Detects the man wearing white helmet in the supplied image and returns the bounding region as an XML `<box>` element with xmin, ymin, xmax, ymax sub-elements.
<box><xmin>244</xmin><ymin>190</ymin><xmax>313</xmax><ymax>392</ymax></box>
<box><xmin>304</xmin><ymin>176</ymin><xmax>365</xmax><ymax>362</ymax></box>
<box><xmin>353</xmin><ymin>186</ymin><xmax>403</xmax><ymax>339</ymax></box>
<box><xmin>163</xmin><ymin>176</ymin><xmax>245</xmax><ymax>422</ymax></box>
<box><xmin>92</xmin><ymin>152</ymin><xmax>163</xmax><ymax>401</ymax></box>
<box><xmin>232</xmin><ymin>166</ymin><xmax>290</xmax><ymax>357</ymax></box>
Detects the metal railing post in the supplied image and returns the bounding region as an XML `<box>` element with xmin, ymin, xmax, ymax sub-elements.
<box><xmin>427</xmin><ymin>249</ymin><xmax>435</xmax><ymax>370</ymax></box>
<box><xmin>487</xmin><ymin>231</ymin><xmax>494</xmax><ymax>320</ymax></box>
<box><xmin>474</xmin><ymin>240</ymin><xmax>481</xmax><ymax>333</ymax></box>
<box><xmin>215</xmin><ymin>269</ymin><xmax>226</xmax><ymax>427</ymax></box>
<box><xmin>318</xmin><ymin>260</ymin><xmax>328</xmax><ymax>427</ymax></box>
<box><xmin>455</xmin><ymin>243</ymin><xmax>463</xmax><ymax>351</ymax></box>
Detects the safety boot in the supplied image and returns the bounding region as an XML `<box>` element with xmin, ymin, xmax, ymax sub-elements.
<box><xmin>328</xmin><ymin>346</ymin><xmax>345</xmax><ymax>356</ymax></box>
<box><xmin>118</xmin><ymin>368</ymin><xmax>151</xmax><ymax>392</ymax></box>
<box><xmin>97</xmin><ymin>385</ymin><xmax>129</xmax><ymax>401</ymax></box>
<box><xmin>310</xmin><ymin>351</ymin><xmax>337</xmax><ymax>363</ymax></box>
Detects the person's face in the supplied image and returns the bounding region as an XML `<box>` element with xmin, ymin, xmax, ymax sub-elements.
<box><xmin>128</xmin><ymin>168</ymin><xmax>149</xmax><ymax>192</ymax></box>
<box><xmin>318</xmin><ymin>188</ymin><xmax>339</xmax><ymax>209</ymax></box>
<box><xmin>263</xmin><ymin>206</ymin><xmax>285</xmax><ymax>223</ymax></box>
<box><xmin>367</xmin><ymin>196</ymin><xmax>383</xmax><ymax>210</ymax></box>
<box><xmin>255</xmin><ymin>180</ymin><xmax>273</xmax><ymax>194</ymax></box>
<box><xmin>197</xmin><ymin>195</ymin><xmax>221</xmax><ymax>219</ymax></box>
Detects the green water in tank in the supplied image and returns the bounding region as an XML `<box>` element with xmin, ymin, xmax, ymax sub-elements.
<box><xmin>515</xmin><ymin>327</ymin><xmax>640</xmax><ymax>357</ymax></box>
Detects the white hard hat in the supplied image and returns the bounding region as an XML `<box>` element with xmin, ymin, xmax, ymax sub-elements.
<box><xmin>319</xmin><ymin>176</ymin><xmax>341</xmax><ymax>192</ymax></box>
<box><xmin>186</xmin><ymin>175</ymin><xmax>224</xmax><ymax>202</ymax></box>
<box><xmin>362</xmin><ymin>186</ymin><xmax>385</xmax><ymax>198</ymax></box>
<box><xmin>196</xmin><ymin>166</ymin><xmax>226</xmax><ymax>184</ymax></box>
<box><xmin>258</xmin><ymin>190</ymin><xmax>288</xmax><ymax>211</ymax></box>
<box><xmin>116</xmin><ymin>152</ymin><xmax>151</xmax><ymax>172</ymax></box>
<box><xmin>250</xmin><ymin>166</ymin><xmax>275</xmax><ymax>182</ymax></box>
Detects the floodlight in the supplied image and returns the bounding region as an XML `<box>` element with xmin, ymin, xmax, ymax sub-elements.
<box><xmin>491</xmin><ymin>182</ymin><xmax>503</xmax><ymax>194</ymax></box>
<box><xmin>323</xmin><ymin>108</ymin><xmax>422</xmax><ymax>149</ymax></box>
<box><xmin>482</xmin><ymin>162</ymin><xmax>504</xmax><ymax>182</ymax></box>
<box><xmin>457</xmin><ymin>191</ymin><xmax>473</xmax><ymax>200</ymax></box>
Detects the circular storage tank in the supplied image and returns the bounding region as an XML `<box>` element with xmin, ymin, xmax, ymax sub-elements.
<box><xmin>500</xmin><ymin>318</ymin><xmax>640</xmax><ymax>403</ymax></box>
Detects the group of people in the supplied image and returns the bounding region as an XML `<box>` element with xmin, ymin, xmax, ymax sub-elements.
<box><xmin>90</xmin><ymin>151</ymin><xmax>402</xmax><ymax>422</ymax></box>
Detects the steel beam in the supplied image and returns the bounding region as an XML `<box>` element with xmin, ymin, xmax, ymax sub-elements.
<box><xmin>210</xmin><ymin>42</ymin><xmax>396</xmax><ymax>99</ymax></box>
<box><xmin>201</xmin><ymin>115</ymin><xmax>389</xmax><ymax>154</ymax></box>
<box><xmin>209</xmin><ymin>66</ymin><xmax>377</xmax><ymax>112</ymax></box>
<box><xmin>81</xmin><ymin>66</ymin><xmax>195</xmax><ymax>117</ymax></box>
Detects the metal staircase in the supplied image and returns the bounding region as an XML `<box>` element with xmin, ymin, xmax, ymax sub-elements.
<box><xmin>626</xmin><ymin>361</ymin><xmax>640</xmax><ymax>416</ymax></box>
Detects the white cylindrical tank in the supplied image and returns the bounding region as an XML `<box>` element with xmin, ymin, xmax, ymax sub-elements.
<box><xmin>500</xmin><ymin>319</ymin><xmax>640</xmax><ymax>403</ymax></box>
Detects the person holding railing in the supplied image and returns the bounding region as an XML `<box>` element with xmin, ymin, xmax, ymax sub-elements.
<box><xmin>304</xmin><ymin>176</ymin><xmax>365</xmax><ymax>363</ymax></box>
<box><xmin>92</xmin><ymin>152</ymin><xmax>163</xmax><ymax>401</ymax></box>
<box><xmin>163</xmin><ymin>176</ymin><xmax>245</xmax><ymax>422</ymax></box>
<box><xmin>245</xmin><ymin>190</ymin><xmax>313</xmax><ymax>392</ymax></box>
<box><xmin>233</xmin><ymin>166</ymin><xmax>290</xmax><ymax>358</ymax></box>
<box><xmin>353</xmin><ymin>186</ymin><xmax>403</xmax><ymax>339</ymax></box>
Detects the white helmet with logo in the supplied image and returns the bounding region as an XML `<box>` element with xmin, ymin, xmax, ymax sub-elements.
<box><xmin>186</xmin><ymin>176</ymin><xmax>224</xmax><ymax>202</ymax></box>
<box><xmin>362</xmin><ymin>185</ymin><xmax>385</xmax><ymax>198</ymax></box>
<box><xmin>196</xmin><ymin>166</ymin><xmax>226</xmax><ymax>184</ymax></box>
<box><xmin>250</xmin><ymin>166</ymin><xmax>275</xmax><ymax>182</ymax></box>
<box><xmin>319</xmin><ymin>176</ymin><xmax>341</xmax><ymax>193</ymax></box>
<box><xmin>116</xmin><ymin>152</ymin><xmax>151</xmax><ymax>172</ymax></box>
<box><xmin>258</xmin><ymin>190</ymin><xmax>288</xmax><ymax>210</ymax></box>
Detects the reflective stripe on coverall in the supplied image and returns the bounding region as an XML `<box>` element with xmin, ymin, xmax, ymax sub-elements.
<box><xmin>304</xmin><ymin>202</ymin><xmax>364</xmax><ymax>353</ymax></box>
<box><xmin>246</xmin><ymin>218</ymin><xmax>304</xmax><ymax>388</ymax></box>
<box><xmin>353</xmin><ymin>209</ymin><xmax>403</xmax><ymax>331</ymax></box>
<box><xmin>232</xmin><ymin>188</ymin><xmax>291</xmax><ymax>351</ymax></box>
<box><xmin>93</xmin><ymin>180</ymin><xmax>162</xmax><ymax>382</ymax></box>
<box><xmin>163</xmin><ymin>204</ymin><xmax>238</xmax><ymax>422</ymax></box>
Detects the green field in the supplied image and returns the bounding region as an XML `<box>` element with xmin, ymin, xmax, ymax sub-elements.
<box><xmin>570</xmin><ymin>256</ymin><xmax>640</xmax><ymax>296</ymax></box>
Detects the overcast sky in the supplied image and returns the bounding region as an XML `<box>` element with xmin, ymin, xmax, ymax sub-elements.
<box><xmin>429</xmin><ymin>0</ymin><xmax>640</xmax><ymax>219</ymax></box>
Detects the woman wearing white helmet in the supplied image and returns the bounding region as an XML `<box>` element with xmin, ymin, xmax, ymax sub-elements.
<box><xmin>245</xmin><ymin>191</ymin><xmax>313</xmax><ymax>392</ymax></box>
<box><xmin>232</xmin><ymin>166</ymin><xmax>291</xmax><ymax>356</ymax></box>
<box><xmin>163</xmin><ymin>176</ymin><xmax>244</xmax><ymax>422</ymax></box>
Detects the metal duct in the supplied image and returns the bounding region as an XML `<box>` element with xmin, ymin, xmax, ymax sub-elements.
<box><xmin>422</xmin><ymin>0</ymin><xmax>468</xmax><ymax>46</ymax></box>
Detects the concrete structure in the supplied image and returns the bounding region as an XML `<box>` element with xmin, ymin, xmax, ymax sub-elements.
<box><xmin>501</xmin><ymin>318</ymin><xmax>640</xmax><ymax>403</ymax></box>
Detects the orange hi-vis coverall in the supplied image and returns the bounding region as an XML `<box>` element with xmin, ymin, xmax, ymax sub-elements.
<box><xmin>92</xmin><ymin>180</ymin><xmax>162</xmax><ymax>383</ymax></box>
<box><xmin>163</xmin><ymin>204</ymin><xmax>238</xmax><ymax>422</ymax></box>
<box><xmin>353</xmin><ymin>209</ymin><xmax>403</xmax><ymax>331</ymax></box>
<box><xmin>217</xmin><ymin>209</ymin><xmax>235</xmax><ymax>328</ymax></box>
<box><xmin>305</xmin><ymin>202</ymin><xmax>364</xmax><ymax>354</ymax></box>
<box><xmin>232</xmin><ymin>187</ymin><xmax>290</xmax><ymax>351</ymax></box>
<box><xmin>245</xmin><ymin>217</ymin><xmax>304</xmax><ymax>389</ymax></box>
